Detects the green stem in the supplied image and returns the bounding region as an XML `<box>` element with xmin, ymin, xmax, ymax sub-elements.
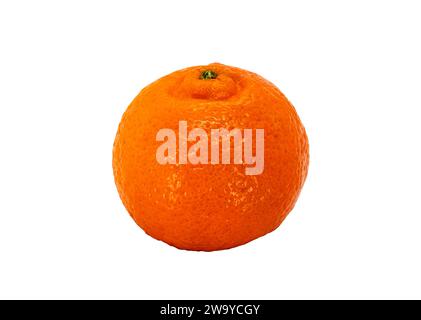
<box><xmin>200</xmin><ymin>70</ymin><xmax>218</xmax><ymax>80</ymax></box>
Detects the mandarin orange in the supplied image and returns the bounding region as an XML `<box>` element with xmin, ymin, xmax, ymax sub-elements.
<box><xmin>113</xmin><ymin>63</ymin><xmax>309</xmax><ymax>251</ymax></box>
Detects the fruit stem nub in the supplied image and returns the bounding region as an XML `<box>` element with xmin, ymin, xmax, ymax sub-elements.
<box><xmin>200</xmin><ymin>70</ymin><xmax>218</xmax><ymax>80</ymax></box>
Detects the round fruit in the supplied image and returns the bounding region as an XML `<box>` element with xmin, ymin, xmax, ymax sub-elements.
<box><xmin>113</xmin><ymin>63</ymin><xmax>309</xmax><ymax>251</ymax></box>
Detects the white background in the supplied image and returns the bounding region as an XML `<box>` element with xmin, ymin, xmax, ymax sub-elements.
<box><xmin>1</xmin><ymin>1</ymin><xmax>420</xmax><ymax>300</ymax></box>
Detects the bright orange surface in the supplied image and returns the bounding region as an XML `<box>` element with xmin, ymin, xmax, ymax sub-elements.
<box><xmin>113</xmin><ymin>63</ymin><xmax>309</xmax><ymax>251</ymax></box>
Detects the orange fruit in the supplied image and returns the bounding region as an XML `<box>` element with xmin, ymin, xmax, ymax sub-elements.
<box><xmin>113</xmin><ymin>63</ymin><xmax>309</xmax><ymax>251</ymax></box>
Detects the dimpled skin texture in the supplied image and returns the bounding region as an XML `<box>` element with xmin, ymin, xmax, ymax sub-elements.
<box><xmin>113</xmin><ymin>63</ymin><xmax>309</xmax><ymax>251</ymax></box>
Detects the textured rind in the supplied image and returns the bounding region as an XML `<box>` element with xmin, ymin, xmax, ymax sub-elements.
<box><xmin>113</xmin><ymin>63</ymin><xmax>309</xmax><ymax>251</ymax></box>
